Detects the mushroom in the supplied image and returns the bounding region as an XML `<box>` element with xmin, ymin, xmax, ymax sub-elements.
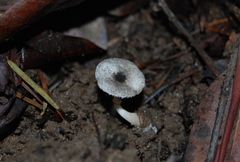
<box><xmin>95</xmin><ymin>58</ymin><xmax>145</xmax><ymax>127</ymax></box>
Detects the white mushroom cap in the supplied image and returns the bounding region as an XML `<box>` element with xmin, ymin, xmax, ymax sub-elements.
<box><xmin>95</xmin><ymin>58</ymin><xmax>145</xmax><ymax>98</ymax></box>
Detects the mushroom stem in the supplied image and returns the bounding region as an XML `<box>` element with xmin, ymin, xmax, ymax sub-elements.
<box><xmin>113</xmin><ymin>97</ymin><xmax>141</xmax><ymax>127</ymax></box>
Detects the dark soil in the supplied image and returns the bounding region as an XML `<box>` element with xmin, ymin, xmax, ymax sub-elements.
<box><xmin>0</xmin><ymin>1</ymin><xmax>228</xmax><ymax>161</ymax></box>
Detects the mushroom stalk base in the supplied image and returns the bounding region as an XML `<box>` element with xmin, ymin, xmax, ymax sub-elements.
<box><xmin>113</xmin><ymin>97</ymin><xmax>141</xmax><ymax>127</ymax></box>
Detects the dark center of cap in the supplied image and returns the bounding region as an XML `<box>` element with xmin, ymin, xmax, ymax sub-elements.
<box><xmin>114</xmin><ymin>72</ymin><xmax>126</xmax><ymax>83</ymax></box>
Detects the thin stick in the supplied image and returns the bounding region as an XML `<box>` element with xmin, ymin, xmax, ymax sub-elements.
<box><xmin>157</xmin><ymin>0</ymin><xmax>219</xmax><ymax>76</ymax></box>
<box><xmin>21</xmin><ymin>82</ymin><xmax>43</xmax><ymax>104</ymax></box>
<box><xmin>37</xmin><ymin>69</ymin><xmax>50</xmax><ymax>95</ymax></box>
<box><xmin>154</xmin><ymin>66</ymin><xmax>173</xmax><ymax>89</ymax></box>
<box><xmin>7</xmin><ymin>59</ymin><xmax>71</xmax><ymax>122</ymax></box>
<box><xmin>207</xmin><ymin>17</ymin><xmax>232</xmax><ymax>27</ymax></box>
<box><xmin>91</xmin><ymin>112</ymin><xmax>104</xmax><ymax>161</ymax></box>
<box><xmin>16</xmin><ymin>92</ymin><xmax>42</xmax><ymax>109</ymax></box>
<box><xmin>7</xmin><ymin>59</ymin><xmax>59</xmax><ymax>109</ymax></box>
<box><xmin>37</xmin><ymin>70</ymin><xmax>70</xmax><ymax>121</ymax></box>
<box><xmin>164</xmin><ymin>48</ymin><xmax>190</xmax><ymax>61</ymax></box>
<box><xmin>143</xmin><ymin>70</ymin><xmax>198</xmax><ymax>104</ymax></box>
<box><xmin>204</xmin><ymin>25</ymin><xmax>230</xmax><ymax>36</ymax></box>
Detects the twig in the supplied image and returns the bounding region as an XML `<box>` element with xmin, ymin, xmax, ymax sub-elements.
<box><xmin>49</xmin><ymin>79</ymin><xmax>62</xmax><ymax>93</ymax></box>
<box><xmin>91</xmin><ymin>112</ymin><xmax>104</xmax><ymax>161</ymax></box>
<box><xmin>56</xmin><ymin>109</ymin><xmax>71</xmax><ymax>123</ymax></box>
<box><xmin>7</xmin><ymin>59</ymin><xmax>59</xmax><ymax>109</ymax></box>
<box><xmin>21</xmin><ymin>82</ymin><xmax>43</xmax><ymax>104</ymax></box>
<box><xmin>8</xmin><ymin>59</ymin><xmax>71</xmax><ymax>122</ymax></box>
<box><xmin>204</xmin><ymin>25</ymin><xmax>230</xmax><ymax>36</ymax></box>
<box><xmin>204</xmin><ymin>17</ymin><xmax>232</xmax><ymax>36</ymax></box>
<box><xmin>157</xmin><ymin>0</ymin><xmax>219</xmax><ymax>76</ymax></box>
<box><xmin>37</xmin><ymin>69</ymin><xmax>50</xmax><ymax>95</ymax></box>
<box><xmin>16</xmin><ymin>92</ymin><xmax>42</xmax><ymax>109</ymax></box>
<box><xmin>207</xmin><ymin>17</ymin><xmax>232</xmax><ymax>27</ymax></box>
<box><xmin>163</xmin><ymin>48</ymin><xmax>190</xmax><ymax>61</ymax></box>
<box><xmin>143</xmin><ymin>70</ymin><xmax>198</xmax><ymax>104</ymax></box>
<box><xmin>37</xmin><ymin>70</ymin><xmax>71</xmax><ymax>122</ymax></box>
<box><xmin>154</xmin><ymin>66</ymin><xmax>173</xmax><ymax>89</ymax></box>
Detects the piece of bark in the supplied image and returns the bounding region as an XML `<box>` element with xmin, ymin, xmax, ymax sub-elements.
<box><xmin>0</xmin><ymin>97</ymin><xmax>28</xmax><ymax>140</ymax></box>
<box><xmin>216</xmin><ymin>39</ymin><xmax>240</xmax><ymax>162</ymax></box>
<box><xmin>225</xmin><ymin>108</ymin><xmax>240</xmax><ymax>161</ymax></box>
<box><xmin>0</xmin><ymin>0</ymin><xmax>86</xmax><ymax>43</ymax></box>
<box><xmin>183</xmin><ymin>72</ymin><xmax>226</xmax><ymax>162</ymax></box>
<box><xmin>0</xmin><ymin>51</ymin><xmax>27</xmax><ymax>139</ymax></box>
<box><xmin>21</xmin><ymin>30</ymin><xmax>105</xmax><ymax>69</ymax></box>
<box><xmin>0</xmin><ymin>51</ymin><xmax>22</xmax><ymax>116</ymax></box>
<box><xmin>183</xmin><ymin>39</ymin><xmax>239</xmax><ymax>162</ymax></box>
